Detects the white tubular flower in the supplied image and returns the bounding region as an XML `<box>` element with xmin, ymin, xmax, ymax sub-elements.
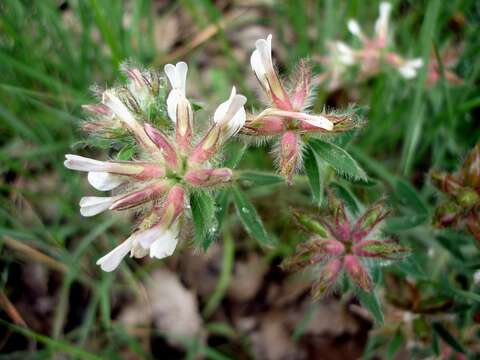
<box><xmin>375</xmin><ymin>2</ymin><xmax>392</xmax><ymax>42</ymax></box>
<box><xmin>79</xmin><ymin>196</ymin><xmax>118</xmax><ymax>217</ymax></box>
<box><xmin>164</xmin><ymin>62</ymin><xmax>188</xmax><ymax>123</ymax></box>
<box><xmin>334</xmin><ymin>41</ymin><xmax>356</xmax><ymax>65</ymax></box>
<box><xmin>96</xmin><ymin>236</ymin><xmax>134</xmax><ymax>272</ymax></box>
<box><xmin>213</xmin><ymin>87</ymin><xmax>247</xmax><ymax>139</ymax></box>
<box><xmin>102</xmin><ymin>90</ymin><xmax>138</xmax><ymax>130</ymax></box>
<box><xmin>64</xmin><ymin>154</ymin><xmax>143</xmax><ymax>175</ymax></box>
<box><xmin>347</xmin><ymin>20</ymin><xmax>367</xmax><ymax>42</ymax></box>
<box><xmin>87</xmin><ymin>172</ymin><xmax>125</xmax><ymax>191</ymax></box>
<box><xmin>250</xmin><ymin>34</ymin><xmax>273</xmax><ymax>91</ymax></box>
<box><xmin>398</xmin><ymin>58</ymin><xmax>423</xmax><ymax>79</ymax></box>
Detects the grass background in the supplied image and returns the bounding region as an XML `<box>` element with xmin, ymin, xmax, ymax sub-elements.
<box><xmin>0</xmin><ymin>0</ymin><xmax>479</xmax><ymax>358</ymax></box>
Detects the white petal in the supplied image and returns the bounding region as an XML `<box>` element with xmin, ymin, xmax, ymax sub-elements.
<box><xmin>96</xmin><ymin>237</ymin><xmax>134</xmax><ymax>272</ymax></box>
<box><xmin>300</xmin><ymin>114</ymin><xmax>334</xmax><ymax>131</ymax></box>
<box><xmin>166</xmin><ymin>90</ymin><xmax>179</xmax><ymax>123</ymax></box>
<box><xmin>335</xmin><ymin>41</ymin><xmax>355</xmax><ymax>65</ymax></box>
<box><xmin>375</xmin><ymin>2</ymin><xmax>392</xmax><ymax>38</ymax></box>
<box><xmin>213</xmin><ymin>87</ymin><xmax>247</xmax><ymax>138</ymax></box>
<box><xmin>79</xmin><ymin>196</ymin><xmax>116</xmax><ymax>217</ymax></box>
<box><xmin>347</xmin><ymin>20</ymin><xmax>364</xmax><ymax>40</ymax></box>
<box><xmin>164</xmin><ymin>62</ymin><xmax>188</xmax><ymax>92</ymax></box>
<box><xmin>102</xmin><ymin>90</ymin><xmax>137</xmax><ymax>129</ymax></box>
<box><xmin>256</xmin><ymin>35</ymin><xmax>274</xmax><ymax>76</ymax></box>
<box><xmin>87</xmin><ymin>171</ymin><xmax>124</xmax><ymax>191</ymax></box>
<box><xmin>398</xmin><ymin>59</ymin><xmax>423</xmax><ymax>79</ymax></box>
<box><xmin>64</xmin><ymin>154</ymin><xmax>108</xmax><ymax>172</ymax></box>
<box><xmin>149</xmin><ymin>230</ymin><xmax>179</xmax><ymax>259</ymax></box>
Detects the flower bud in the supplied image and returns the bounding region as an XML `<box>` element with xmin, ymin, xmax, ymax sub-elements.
<box><xmin>279</xmin><ymin>131</ymin><xmax>301</xmax><ymax>184</ymax></box>
<box><xmin>463</xmin><ymin>143</ymin><xmax>480</xmax><ymax>191</ymax></box>
<box><xmin>293</xmin><ymin>210</ymin><xmax>328</xmax><ymax>237</ymax></box>
<box><xmin>109</xmin><ymin>180</ymin><xmax>171</xmax><ymax>211</ymax></box>
<box><xmin>144</xmin><ymin>123</ymin><xmax>178</xmax><ymax>169</ymax></box>
<box><xmin>467</xmin><ymin>212</ymin><xmax>480</xmax><ymax>244</ymax></box>
<box><xmin>159</xmin><ymin>185</ymin><xmax>185</xmax><ymax>228</ymax></box>
<box><xmin>455</xmin><ymin>188</ymin><xmax>480</xmax><ymax>209</ymax></box>
<box><xmin>352</xmin><ymin>200</ymin><xmax>390</xmax><ymax>241</ymax></box>
<box><xmin>243</xmin><ymin>116</ymin><xmax>285</xmax><ymax>135</ymax></box>
<box><xmin>353</xmin><ymin>240</ymin><xmax>409</xmax><ymax>260</ymax></box>
<box><xmin>184</xmin><ymin>168</ymin><xmax>233</xmax><ymax>187</ymax></box>
<box><xmin>311</xmin><ymin>259</ymin><xmax>342</xmax><ymax>299</ymax></box>
<box><xmin>344</xmin><ymin>255</ymin><xmax>372</xmax><ymax>291</ymax></box>
<box><xmin>175</xmin><ymin>96</ymin><xmax>194</xmax><ymax>152</ymax></box>
<box><xmin>430</xmin><ymin>171</ymin><xmax>465</xmax><ymax>196</ymax></box>
<box><xmin>433</xmin><ymin>201</ymin><xmax>461</xmax><ymax>227</ymax></box>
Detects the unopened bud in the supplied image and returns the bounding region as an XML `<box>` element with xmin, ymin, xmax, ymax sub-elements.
<box><xmin>144</xmin><ymin>123</ymin><xmax>178</xmax><ymax>169</ymax></box>
<box><xmin>109</xmin><ymin>181</ymin><xmax>171</xmax><ymax>210</ymax></box>
<box><xmin>279</xmin><ymin>131</ymin><xmax>301</xmax><ymax>184</ymax></box>
<box><xmin>311</xmin><ymin>259</ymin><xmax>342</xmax><ymax>299</ymax></box>
<box><xmin>430</xmin><ymin>171</ymin><xmax>463</xmax><ymax>196</ymax></box>
<box><xmin>455</xmin><ymin>188</ymin><xmax>480</xmax><ymax>209</ymax></box>
<box><xmin>353</xmin><ymin>240</ymin><xmax>409</xmax><ymax>260</ymax></box>
<box><xmin>433</xmin><ymin>201</ymin><xmax>460</xmax><ymax>227</ymax></box>
<box><xmin>353</xmin><ymin>201</ymin><xmax>390</xmax><ymax>241</ymax></box>
<box><xmin>344</xmin><ymin>255</ymin><xmax>372</xmax><ymax>291</ymax></box>
<box><xmin>188</xmin><ymin>126</ymin><xmax>221</xmax><ymax>165</ymax></box>
<box><xmin>293</xmin><ymin>210</ymin><xmax>328</xmax><ymax>237</ymax></box>
<box><xmin>463</xmin><ymin>143</ymin><xmax>480</xmax><ymax>191</ymax></box>
<box><xmin>159</xmin><ymin>185</ymin><xmax>185</xmax><ymax>228</ymax></box>
<box><xmin>184</xmin><ymin>168</ymin><xmax>233</xmax><ymax>187</ymax></box>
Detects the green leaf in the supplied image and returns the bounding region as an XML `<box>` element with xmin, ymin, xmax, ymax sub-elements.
<box><xmin>238</xmin><ymin>171</ymin><xmax>284</xmax><ymax>187</ymax></box>
<box><xmin>385</xmin><ymin>214</ymin><xmax>428</xmax><ymax>231</ymax></box>
<box><xmin>190</xmin><ymin>192</ymin><xmax>217</xmax><ymax>249</ymax></box>
<box><xmin>309</xmin><ymin>139</ymin><xmax>368</xmax><ymax>181</ymax></box>
<box><xmin>357</xmin><ymin>289</ymin><xmax>384</xmax><ymax>325</ymax></box>
<box><xmin>232</xmin><ymin>186</ymin><xmax>274</xmax><ymax>246</ymax></box>
<box><xmin>387</xmin><ymin>330</ymin><xmax>404</xmax><ymax>360</ymax></box>
<box><xmin>394</xmin><ymin>179</ymin><xmax>429</xmax><ymax>215</ymax></box>
<box><xmin>303</xmin><ymin>146</ymin><xmax>323</xmax><ymax>203</ymax></box>
<box><xmin>116</xmin><ymin>144</ymin><xmax>136</xmax><ymax>160</ymax></box>
<box><xmin>432</xmin><ymin>322</ymin><xmax>465</xmax><ymax>354</ymax></box>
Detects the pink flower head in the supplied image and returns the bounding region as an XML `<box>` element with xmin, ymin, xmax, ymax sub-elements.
<box><xmin>282</xmin><ymin>195</ymin><xmax>409</xmax><ymax>299</ymax></box>
<box><xmin>65</xmin><ymin>64</ymin><xmax>246</xmax><ymax>271</ymax></box>
<box><xmin>319</xmin><ymin>2</ymin><xmax>423</xmax><ymax>88</ymax></box>
<box><xmin>245</xmin><ymin>35</ymin><xmax>359</xmax><ymax>182</ymax></box>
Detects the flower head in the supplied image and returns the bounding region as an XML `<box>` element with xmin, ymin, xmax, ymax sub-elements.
<box><xmin>282</xmin><ymin>195</ymin><xmax>409</xmax><ymax>299</ymax></box>
<box><xmin>245</xmin><ymin>35</ymin><xmax>359</xmax><ymax>183</ymax></box>
<box><xmin>431</xmin><ymin>142</ymin><xmax>480</xmax><ymax>242</ymax></box>
<box><xmin>65</xmin><ymin>63</ymin><xmax>246</xmax><ymax>271</ymax></box>
<box><xmin>319</xmin><ymin>2</ymin><xmax>423</xmax><ymax>88</ymax></box>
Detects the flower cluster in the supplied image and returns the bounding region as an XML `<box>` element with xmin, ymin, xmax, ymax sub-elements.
<box><xmin>318</xmin><ymin>2</ymin><xmax>423</xmax><ymax>90</ymax></box>
<box><xmin>65</xmin><ymin>63</ymin><xmax>246</xmax><ymax>271</ymax></box>
<box><xmin>431</xmin><ymin>143</ymin><xmax>480</xmax><ymax>242</ymax></box>
<box><xmin>243</xmin><ymin>34</ymin><xmax>359</xmax><ymax>183</ymax></box>
<box><xmin>282</xmin><ymin>194</ymin><xmax>409</xmax><ymax>299</ymax></box>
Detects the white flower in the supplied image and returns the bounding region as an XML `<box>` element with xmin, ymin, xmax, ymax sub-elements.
<box><xmin>250</xmin><ymin>34</ymin><xmax>273</xmax><ymax>91</ymax></box>
<box><xmin>164</xmin><ymin>62</ymin><xmax>188</xmax><ymax>123</ymax></box>
<box><xmin>347</xmin><ymin>20</ymin><xmax>366</xmax><ymax>42</ymax></box>
<box><xmin>64</xmin><ymin>154</ymin><xmax>142</xmax><ymax>175</ymax></box>
<box><xmin>102</xmin><ymin>90</ymin><xmax>138</xmax><ymax>130</ymax></box>
<box><xmin>334</xmin><ymin>41</ymin><xmax>356</xmax><ymax>65</ymax></box>
<box><xmin>87</xmin><ymin>171</ymin><xmax>125</xmax><ymax>191</ymax></box>
<box><xmin>79</xmin><ymin>196</ymin><xmax>118</xmax><ymax>217</ymax></box>
<box><xmin>375</xmin><ymin>2</ymin><xmax>392</xmax><ymax>41</ymax></box>
<box><xmin>213</xmin><ymin>87</ymin><xmax>247</xmax><ymax>139</ymax></box>
<box><xmin>95</xmin><ymin>226</ymin><xmax>180</xmax><ymax>272</ymax></box>
<box><xmin>398</xmin><ymin>58</ymin><xmax>423</xmax><ymax>79</ymax></box>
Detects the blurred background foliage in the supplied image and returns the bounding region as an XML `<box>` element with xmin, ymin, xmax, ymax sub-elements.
<box><xmin>0</xmin><ymin>0</ymin><xmax>479</xmax><ymax>359</ymax></box>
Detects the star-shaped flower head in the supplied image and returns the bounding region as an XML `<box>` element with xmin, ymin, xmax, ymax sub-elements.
<box><xmin>244</xmin><ymin>34</ymin><xmax>360</xmax><ymax>184</ymax></box>
<box><xmin>65</xmin><ymin>63</ymin><xmax>246</xmax><ymax>271</ymax></box>
<box><xmin>431</xmin><ymin>142</ymin><xmax>480</xmax><ymax>242</ymax></box>
<box><xmin>282</xmin><ymin>194</ymin><xmax>409</xmax><ymax>299</ymax></box>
